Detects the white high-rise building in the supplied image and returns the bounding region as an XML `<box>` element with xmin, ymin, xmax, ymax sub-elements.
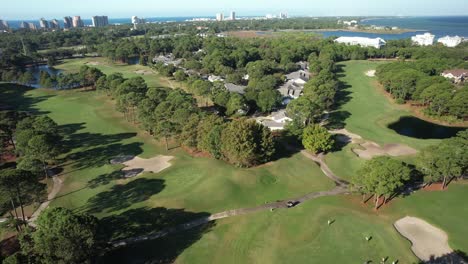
<box><xmin>92</xmin><ymin>16</ymin><xmax>108</xmax><ymax>27</ymax></box>
<box><xmin>72</xmin><ymin>16</ymin><xmax>84</xmax><ymax>28</ymax></box>
<box><xmin>0</xmin><ymin>20</ymin><xmax>9</xmax><ymax>30</ymax></box>
<box><xmin>230</xmin><ymin>11</ymin><xmax>236</xmax><ymax>21</ymax></box>
<box><xmin>50</xmin><ymin>19</ymin><xmax>60</xmax><ymax>29</ymax></box>
<box><xmin>437</xmin><ymin>35</ymin><xmax>463</xmax><ymax>47</ymax></box>
<box><xmin>216</xmin><ymin>13</ymin><xmax>224</xmax><ymax>21</ymax></box>
<box><xmin>131</xmin><ymin>16</ymin><xmax>146</xmax><ymax>29</ymax></box>
<box><xmin>411</xmin><ymin>33</ymin><xmax>435</xmax><ymax>46</ymax></box>
<box><xmin>279</xmin><ymin>12</ymin><xmax>288</xmax><ymax>19</ymax></box>
<box><xmin>39</xmin><ymin>18</ymin><xmax>49</xmax><ymax>29</ymax></box>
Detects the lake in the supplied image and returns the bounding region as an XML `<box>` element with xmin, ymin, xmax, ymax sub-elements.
<box><xmin>25</xmin><ymin>65</ymin><xmax>62</xmax><ymax>88</ymax></box>
<box><xmin>388</xmin><ymin>116</ymin><xmax>465</xmax><ymax>139</ymax></box>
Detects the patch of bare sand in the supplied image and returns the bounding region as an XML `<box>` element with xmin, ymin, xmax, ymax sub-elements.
<box><xmin>134</xmin><ymin>69</ymin><xmax>153</xmax><ymax>75</ymax></box>
<box><xmin>122</xmin><ymin>155</ymin><xmax>174</xmax><ymax>176</ymax></box>
<box><xmin>365</xmin><ymin>70</ymin><xmax>376</xmax><ymax>77</ymax></box>
<box><xmin>330</xmin><ymin>128</ymin><xmax>418</xmax><ymax>160</ymax></box>
<box><xmin>85</xmin><ymin>61</ymin><xmax>101</xmax><ymax>66</ymax></box>
<box><xmin>394</xmin><ymin>216</ymin><xmax>454</xmax><ymax>261</ymax></box>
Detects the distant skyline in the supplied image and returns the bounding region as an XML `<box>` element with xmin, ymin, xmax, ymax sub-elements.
<box><xmin>2</xmin><ymin>0</ymin><xmax>468</xmax><ymax>20</ymax></box>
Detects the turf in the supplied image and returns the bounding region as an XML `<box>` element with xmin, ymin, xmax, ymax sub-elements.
<box><xmin>54</xmin><ymin>57</ymin><xmax>178</xmax><ymax>90</ymax></box>
<box><xmin>105</xmin><ymin>195</ymin><xmax>419</xmax><ymax>264</ymax></box>
<box><xmin>326</xmin><ymin>60</ymin><xmax>440</xmax><ymax>181</ymax></box>
<box><xmin>0</xmin><ymin>83</ymin><xmax>334</xmax><ymax>226</ymax></box>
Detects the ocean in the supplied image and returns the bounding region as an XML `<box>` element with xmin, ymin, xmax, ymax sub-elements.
<box><xmin>5</xmin><ymin>16</ymin><xmax>468</xmax><ymax>40</ymax></box>
<box><xmin>7</xmin><ymin>16</ymin><xmax>214</xmax><ymax>29</ymax></box>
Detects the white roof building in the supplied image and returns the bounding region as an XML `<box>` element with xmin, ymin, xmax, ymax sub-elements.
<box><xmin>224</xmin><ymin>83</ymin><xmax>246</xmax><ymax>94</ymax></box>
<box><xmin>257</xmin><ymin>110</ymin><xmax>292</xmax><ymax>131</ymax></box>
<box><xmin>411</xmin><ymin>33</ymin><xmax>435</xmax><ymax>46</ymax></box>
<box><xmin>334</xmin><ymin>37</ymin><xmax>386</xmax><ymax>49</ymax></box>
<box><xmin>437</xmin><ymin>36</ymin><xmax>463</xmax><ymax>47</ymax></box>
<box><xmin>208</xmin><ymin>75</ymin><xmax>225</xmax><ymax>82</ymax></box>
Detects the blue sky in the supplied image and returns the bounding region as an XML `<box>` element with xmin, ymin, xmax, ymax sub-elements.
<box><xmin>2</xmin><ymin>0</ymin><xmax>468</xmax><ymax>20</ymax></box>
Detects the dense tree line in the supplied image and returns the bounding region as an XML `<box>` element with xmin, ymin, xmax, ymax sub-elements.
<box><xmin>95</xmin><ymin>72</ymin><xmax>276</xmax><ymax>167</ymax></box>
<box><xmin>417</xmin><ymin>130</ymin><xmax>467</xmax><ymax>189</ymax></box>
<box><xmin>376</xmin><ymin>59</ymin><xmax>468</xmax><ymax>120</ymax></box>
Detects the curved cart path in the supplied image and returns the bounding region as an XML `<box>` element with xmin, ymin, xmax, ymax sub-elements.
<box><xmin>111</xmin><ymin>150</ymin><xmax>349</xmax><ymax>248</ymax></box>
<box><xmin>28</xmin><ymin>175</ymin><xmax>63</xmax><ymax>227</ymax></box>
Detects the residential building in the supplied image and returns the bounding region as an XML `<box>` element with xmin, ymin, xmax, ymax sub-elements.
<box><xmin>0</xmin><ymin>20</ymin><xmax>9</xmax><ymax>30</ymax></box>
<box><xmin>152</xmin><ymin>54</ymin><xmax>182</xmax><ymax>66</ymax></box>
<box><xmin>437</xmin><ymin>35</ymin><xmax>463</xmax><ymax>47</ymax></box>
<box><xmin>63</xmin><ymin>16</ymin><xmax>73</xmax><ymax>29</ymax></box>
<box><xmin>257</xmin><ymin>110</ymin><xmax>292</xmax><ymax>131</ymax></box>
<box><xmin>334</xmin><ymin>37</ymin><xmax>386</xmax><ymax>49</ymax></box>
<box><xmin>27</xmin><ymin>22</ymin><xmax>37</xmax><ymax>30</ymax></box>
<box><xmin>441</xmin><ymin>69</ymin><xmax>468</xmax><ymax>84</ymax></box>
<box><xmin>411</xmin><ymin>33</ymin><xmax>435</xmax><ymax>46</ymax></box>
<box><xmin>20</xmin><ymin>21</ymin><xmax>28</xmax><ymax>29</ymax></box>
<box><xmin>39</xmin><ymin>18</ymin><xmax>49</xmax><ymax>29</ymax></box>
<box><xmin>230</xmin><ymin>11</ymin><xmax>236</xmax><ymax>21</ymax></box>
<box><xmin>224</xmin><ymin>83</ymin><xmax>246</xmax><ymax>94</ymax></box>
<box><xmin>50</xmin><ymin>19</ymin><xmax>60</xmax><ymax>29</ymax></box>
<box><xmin>216</xmin><ymin>13</ymin><xmax>224</xmax><ymax>21</ymax></box>
<box><xmin>343</xmin><ymin>20</ymin><xmax>358</xmax><ymax>26</ymax></box>
<box><xmin>132</xmin><ymin>16</ymin><xmax>146</xmax><ymax>29</ymax></box>
<box><xmin>92</xmin><ymin>16</ymin><xmax>108</xmax><ymax>27</ymax></box>
<box><xmin>279</xmin><ymin>12</ymin><xmax>288</xmax><ymax>19</ymax></box>
<box><xmin>208</xmin><ymin>75</ymin><xmax>224</xmax><ymax>82</ymax></box>
<box><xmin>278</xmin><ymin>69</ymin><xmax>311</xmax><ymax>100</ymax></box>
<box><xmin>72</xmin><ymin>16</ymin><xmax>84</xmax><ymax>28</ymax></box>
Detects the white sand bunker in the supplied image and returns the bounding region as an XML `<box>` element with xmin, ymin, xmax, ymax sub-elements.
<box><xmin>366</xmin><ymin>70</ymin><xmax>376</xmax><ymax>77</ymax></box>
<box><xmin>394</xmin><ymin>216</ymin><xmax>453</xmax><ymax>261</ymax></box>
<box><xmin>111</xmin><ymin>155</ymin><xmax>174</xmax><ymax>178</ymax></box>
<box><xmin>134</xmin><ymin>70</ymin><xmax>153</xmax><ymax>75</ymax></box>
<box><xmin>330</xmin><ymin>129</ymin><xmax>418</xmax><ymax>160</ymax></box>
<box><xmin>86</xmin><ymin>61</ymin><xmax>101</xmax><ymax>66</ymax></box>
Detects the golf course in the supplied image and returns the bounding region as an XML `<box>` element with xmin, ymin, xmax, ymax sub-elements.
<box><xmin>1</xmin><ymin>59</ymin><xmax>467</xmax><ymax>263</ymax></box>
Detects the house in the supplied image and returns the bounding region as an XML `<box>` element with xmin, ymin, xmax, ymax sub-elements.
<box><xmin>334</xmin><ymin>37</ymin><xmax>386</xmax><ymax>49</ymax></box>
<box><xmin>224</xmin><ymin>83</ymin><xmax>247</xmax><ymax>94</ymax></box>
<box><xmin>278</xmin><ymin>69</ymin><xmax>311</xmax><ymax>100</ymax></box>
<box><xmin>257</xmin><ymin>110</ymin><xmax>292</xmax><ymax>131</ymax></box>
<box><xmin>208</xmin><ymin>75</ymin><xmax>224</xmax><ymax>82</ymax></box>
<box><xmin>152</xmin><ymin>54</ymin><xmax>182</xmax><ymax>66</ymax></box>
<box><xmin>285</xmin><ymin>69</ymin><xmax>310</xmax><ymax>84</ymax></box>
<box><xmin>441</xmin><ymin>69</ymin><xmax>468</xmax><ymax>83</ymax></box>
<box><xmin>437</xmin><ymin>36</ymin><xmax>463</xmax><ymax>47</ymax></box>
<box><xmin>278</xmin><ymin>80</ymin><xmax>304</xmax><ymax>99</ymax></box>
<box><xmin>411</xmin><ymin>33</ymin><xmax>435</xmax><ymax>46</ymax></box>
<box><xmin>296</xmin><ymin>61</ymin><xmax>309</xmax><ymax>70</ymax></box>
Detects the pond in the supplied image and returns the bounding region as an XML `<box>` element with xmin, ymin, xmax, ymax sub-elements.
<box><xmin>127</xmin><ymin>57</ymin><xmax>140</xmax><ymax>65</ymax></box>
<box><xmin>25</xmin><ymin>65</ymin><xmax>63</xmax><ymax>88</ymax></box>
<box><xmin>388</xmin><ymin>116</ymin><xmax>466</xmax><ymax>139</ymax></box>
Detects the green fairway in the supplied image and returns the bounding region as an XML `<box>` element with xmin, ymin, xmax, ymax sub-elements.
<box><xmin>0</xmin><ymin>83</ymin><xmax>334</xmax><ymax>237</ymax></box>
<box><xmin>55</xmin><ymin>57</ymin><xmax>178</xmax><ymax>90</ymax></box>
<box><xmin>105</xmin><ymin>182</ymin><xmax>468</xmax><ymax>264</ymax></box>
<box><xmin>2</xmin><ymin>59</ymin><xmax>467</xmax><ymax>263</ymax></box>
<box><xmin>106</xmin><ymin>195</ymin><xmax>418</xmax><ymax>263</ymax></box>
<box><xmin>326</xmin><ymin>61</ymin><xmax>441</xmax><ymax>180</ymax></box>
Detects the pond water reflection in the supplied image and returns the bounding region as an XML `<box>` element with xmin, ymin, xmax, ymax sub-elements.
<box><xmin>388</xmin><ymin>116</ymin><xmax>465</xmax><ymax>139</ymax></box>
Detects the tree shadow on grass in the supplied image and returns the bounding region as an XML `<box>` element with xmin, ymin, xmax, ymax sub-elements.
<box><xmin>81</xmin><ymin>178</ymin><xmax>165</xmax><ymax>215</ymax></box>
<box><xmin>420</xmin><ymin>250</ymin><xmax>468</xmax><ymax>264</ymax></box>
<box><xmin>66</xmin><ymin>141</ymin><xmax>143</xmax><ymax>170</ymax></box>
<box><xmin>327</xmin><ymin>64</ymin><xmax>353</xmax><ymax>130</ymax></box>
<box><xmin>0</xmin><ymin>83</ymin><xmax>54</xmax><ymax>114</ymax></box>
<box><xmin>98</xmin><ymin>207</ymin><xmax>214</xmax><ymax>264</ymax></box>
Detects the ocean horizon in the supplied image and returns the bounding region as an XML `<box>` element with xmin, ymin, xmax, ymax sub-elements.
<box><xmin>4</xmin><ymin>16</ymin><xmax>468</xmax><ymax>39</ymax></box>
